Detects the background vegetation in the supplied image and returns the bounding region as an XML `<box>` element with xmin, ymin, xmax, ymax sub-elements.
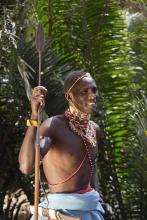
<box><xmin>0</xmin><ymin>0</ymin><xmax>147</xmax><ymax>219</ymax></box>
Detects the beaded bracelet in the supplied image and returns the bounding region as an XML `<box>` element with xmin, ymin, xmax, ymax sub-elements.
<box><xmin>26</xmin><ymin>119</ymin><xmax>38</xmax><ymax>127</ymax></box>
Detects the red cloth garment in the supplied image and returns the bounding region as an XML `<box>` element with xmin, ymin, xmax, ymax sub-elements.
<box><xmin>76</xmin><ymin>187</ymin><xmax>93</xmax><ymax>194</ymax></box>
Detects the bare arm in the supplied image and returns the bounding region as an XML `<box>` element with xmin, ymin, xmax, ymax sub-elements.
<box><xmin>18</xmin><ymin>86</ymin><xmax>51</xmax><ymax>175</ymax></box>
<box><xmin>18</xmin><ymin>125</ymin><xmax>36</xmax><ymax>175</ymax></box>
<box><xmin>18</xmin><ymin>117</ymin><xmax>53</xmax><ymax>174</ymax></box>
<box><xmin>90</xmin><ymin>165</ymin><xmax>99</xmax><ymax>191</ymax></box>
<box><xmin>90</xmin><ymin>122</ymin><xmax>104</xmax><ymax>190</ymax></box>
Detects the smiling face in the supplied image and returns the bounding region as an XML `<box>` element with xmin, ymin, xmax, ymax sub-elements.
<box><xmin>68</xmin><ymin>76</ymin><xmax>98</xmax><ymax>114</ymax></box>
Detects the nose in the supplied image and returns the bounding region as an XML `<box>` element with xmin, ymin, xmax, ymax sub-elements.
<box><xmin>88</xmin><ymin>90</ymin><xmax>96</xmax><ymax>100</ymax></box>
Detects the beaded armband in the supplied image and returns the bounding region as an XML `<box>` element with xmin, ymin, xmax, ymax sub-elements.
<box><xmin>26</xmin><ymin>119</ymin><xmax>38</xmax><ymax>127</ymax></box>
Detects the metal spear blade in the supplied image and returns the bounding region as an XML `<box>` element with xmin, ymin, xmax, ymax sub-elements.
<box><xmin>36</xmin><ymin>22</ymin><xmax>45</xmax><ymax>54</ymax></box>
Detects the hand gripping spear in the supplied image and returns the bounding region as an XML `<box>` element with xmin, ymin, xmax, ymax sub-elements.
<box><xmin>34</xmin><ymin>22</ymin><xmax>45</xmax><ymax>220</ymax></box>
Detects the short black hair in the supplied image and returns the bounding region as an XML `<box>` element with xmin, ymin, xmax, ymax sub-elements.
<box><xmin>64</xmin><ymin>70</ymin><xmax>92</xmax><ymax>93</ymax></box>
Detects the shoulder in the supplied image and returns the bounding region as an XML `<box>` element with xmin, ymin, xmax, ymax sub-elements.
<box><xmin>90</xmin><ymin>120</ymin><xmax>104</xmax><ymax>139</ymax></box>
<box><xmin>40</xmin><ymin>114</ymin><xmax>65</xmax><ymax>137</ymax></box>
<box><xmin>42</xmin><ymin>114</ymin><xmax>65</xmax><ymax>126</ymax></box>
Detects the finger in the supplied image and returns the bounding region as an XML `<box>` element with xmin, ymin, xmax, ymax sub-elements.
<box><xmin>40</xmin><ymin>98</ymin><xmax>45</xmax><ymax>106</ymax></box>
<box><xmin>30</xmin><ymin>95</ymin><xmax>44</xmax><ymax>104</ymax></box>
<box><xmin>33</xmin><ymin>96</ymin><xmax>45</xmax><ymax>103</ymax></box>
<box><xmin>32</xmin><ymin>91</ymin><xmax>45</xmax><ymax>98</ymax></box>
<box><xmin>32</xmin><ymin>94</ymin><xmax>45</xmax><ymax>100</ymax></box>
<box><xmin>32</xmin><ymin>86</ymin><xmax>48</xmax><ymax>96</ymax></box>
<box><xmin>35</xmin><ymin>86</ymin><xmax>47</xmax><ymax>91</ymax></box>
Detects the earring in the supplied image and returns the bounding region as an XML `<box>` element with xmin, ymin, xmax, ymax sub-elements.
<box><xmin>69</xmin><ymin>99</ymin><xmax>74</xmax><ymax>107</ymax></box>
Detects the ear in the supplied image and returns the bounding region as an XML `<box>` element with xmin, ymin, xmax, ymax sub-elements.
<box><xmin>69</xmin><ymin>92</ymin><xmax>74</xmax><ymax>101</ymax></box>
<box><xmin>65</xmin><ymin>92</ymin><xmax>74</xmax><ymax>102</ymax></box>
<box><xmin>65</xmin><ymin>93</ymin><xmax>71</xmax><ymax>101</ymax></box>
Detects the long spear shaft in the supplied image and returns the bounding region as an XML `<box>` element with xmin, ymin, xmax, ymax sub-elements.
<box><xmin>34</xmin><ymin>22</ymin><xmax>45</xmax><ymax>220</ymax></box>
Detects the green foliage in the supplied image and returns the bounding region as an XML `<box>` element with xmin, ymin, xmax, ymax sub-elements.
<box><xmin>0</xmin><ymin>0</ymin><xmax>147</xmax><ymax>219</ymax></box>
<box><xmin>125</xmin><ymin>93</ymin><xmax>147</xmax><ymax>219</ymax></box>
<box><xmin>0</xmin><ymin>3</ymin><xmax>45</xmax><ymax>218</ymax></box>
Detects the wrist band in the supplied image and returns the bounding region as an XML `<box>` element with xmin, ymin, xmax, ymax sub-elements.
<box><xmin>26</xmin><ymin>119</ymin><xmax>38</xmax><ymax>127</ymax></box>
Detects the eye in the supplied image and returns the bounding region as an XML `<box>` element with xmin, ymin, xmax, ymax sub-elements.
<box><xmin>81</xmin><ymin>89</ymin><xmax>88</xmax><ymax>94</ymax></box>
<box><xmin>92</xmin><ymin>87</ymin><xmax>97</xmax><ymax>94</ymax></box>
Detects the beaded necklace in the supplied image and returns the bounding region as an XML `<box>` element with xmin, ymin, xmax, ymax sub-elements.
<box><xmin>65</xmin><ymin>107</ymin><xmax>96</xmax><ymax>147</ymax></box>
<box><xmin>64</xmin><ymin>107</ymin><xmax>96</xmax><ymax>178</ymax></box>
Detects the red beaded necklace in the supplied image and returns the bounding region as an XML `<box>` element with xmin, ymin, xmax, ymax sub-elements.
<box><xmin>64</xmin><ymin>107</ymin><xmax>96</xmax><ymax>178</ymax></box>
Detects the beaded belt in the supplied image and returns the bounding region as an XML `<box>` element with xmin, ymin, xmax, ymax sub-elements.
<box><xmin>30</xmin><ymin>206</ymin><xmax>81</xmax><ymax>220</ymax></box>
<box><xmin>42</xmin><ymin>207</ymin><xmax>81</xmax><ymax>219</ymax></box>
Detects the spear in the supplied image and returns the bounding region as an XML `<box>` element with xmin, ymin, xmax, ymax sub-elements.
<box><xmin>34</xmin><ymin>22</ymin><xmax>45</xmax><ymax>220</ymax></box>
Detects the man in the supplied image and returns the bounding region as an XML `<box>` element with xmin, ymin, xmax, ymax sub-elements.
<box><xmin>19</xmin><ymin>70</ymin><xmax>107</xmax><ymax>220</ymax></box>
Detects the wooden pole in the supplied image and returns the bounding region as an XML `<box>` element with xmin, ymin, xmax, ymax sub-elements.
<box><xmin>34</xmin><ymin>22</ymin><xmax>45</xmax><ymax>220</ymax></box>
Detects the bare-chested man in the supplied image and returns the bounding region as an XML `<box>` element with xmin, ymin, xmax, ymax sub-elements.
<box><xmin>18</xmin><ymin>70</ymin><xmax>106</xmax><ymax>220</ymax></box>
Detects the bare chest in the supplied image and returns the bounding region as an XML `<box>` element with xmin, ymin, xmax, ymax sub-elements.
<box><xmin>54</xmin><ymin>124</ymin><xmax>85</xmax><ymax>155</ymax></box>
<box><xmin>50</xmin><ymin>123</ymin><xmax>97</xmax><ymax>162</ymax></box>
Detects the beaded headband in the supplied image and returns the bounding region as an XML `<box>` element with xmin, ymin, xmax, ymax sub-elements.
<box><xmin>66</xmin><ymin>74</ymin><xmax>87</xmax><ymax>96</ymax></box>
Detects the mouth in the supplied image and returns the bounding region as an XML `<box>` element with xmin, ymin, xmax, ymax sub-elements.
<box><xmin>88</xmin><ymin>102</ymin><xmax>96</xmax><ymax>105</ymax></box>
<box><xmin>86</xmin><ymin>103</ymin><xmax>97</xmax><ymax>113</ymax></box>
<box><xmin>87</xmin><ymin>102</ymin><xmax>97</xmax><ymax>111</ymax></box>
